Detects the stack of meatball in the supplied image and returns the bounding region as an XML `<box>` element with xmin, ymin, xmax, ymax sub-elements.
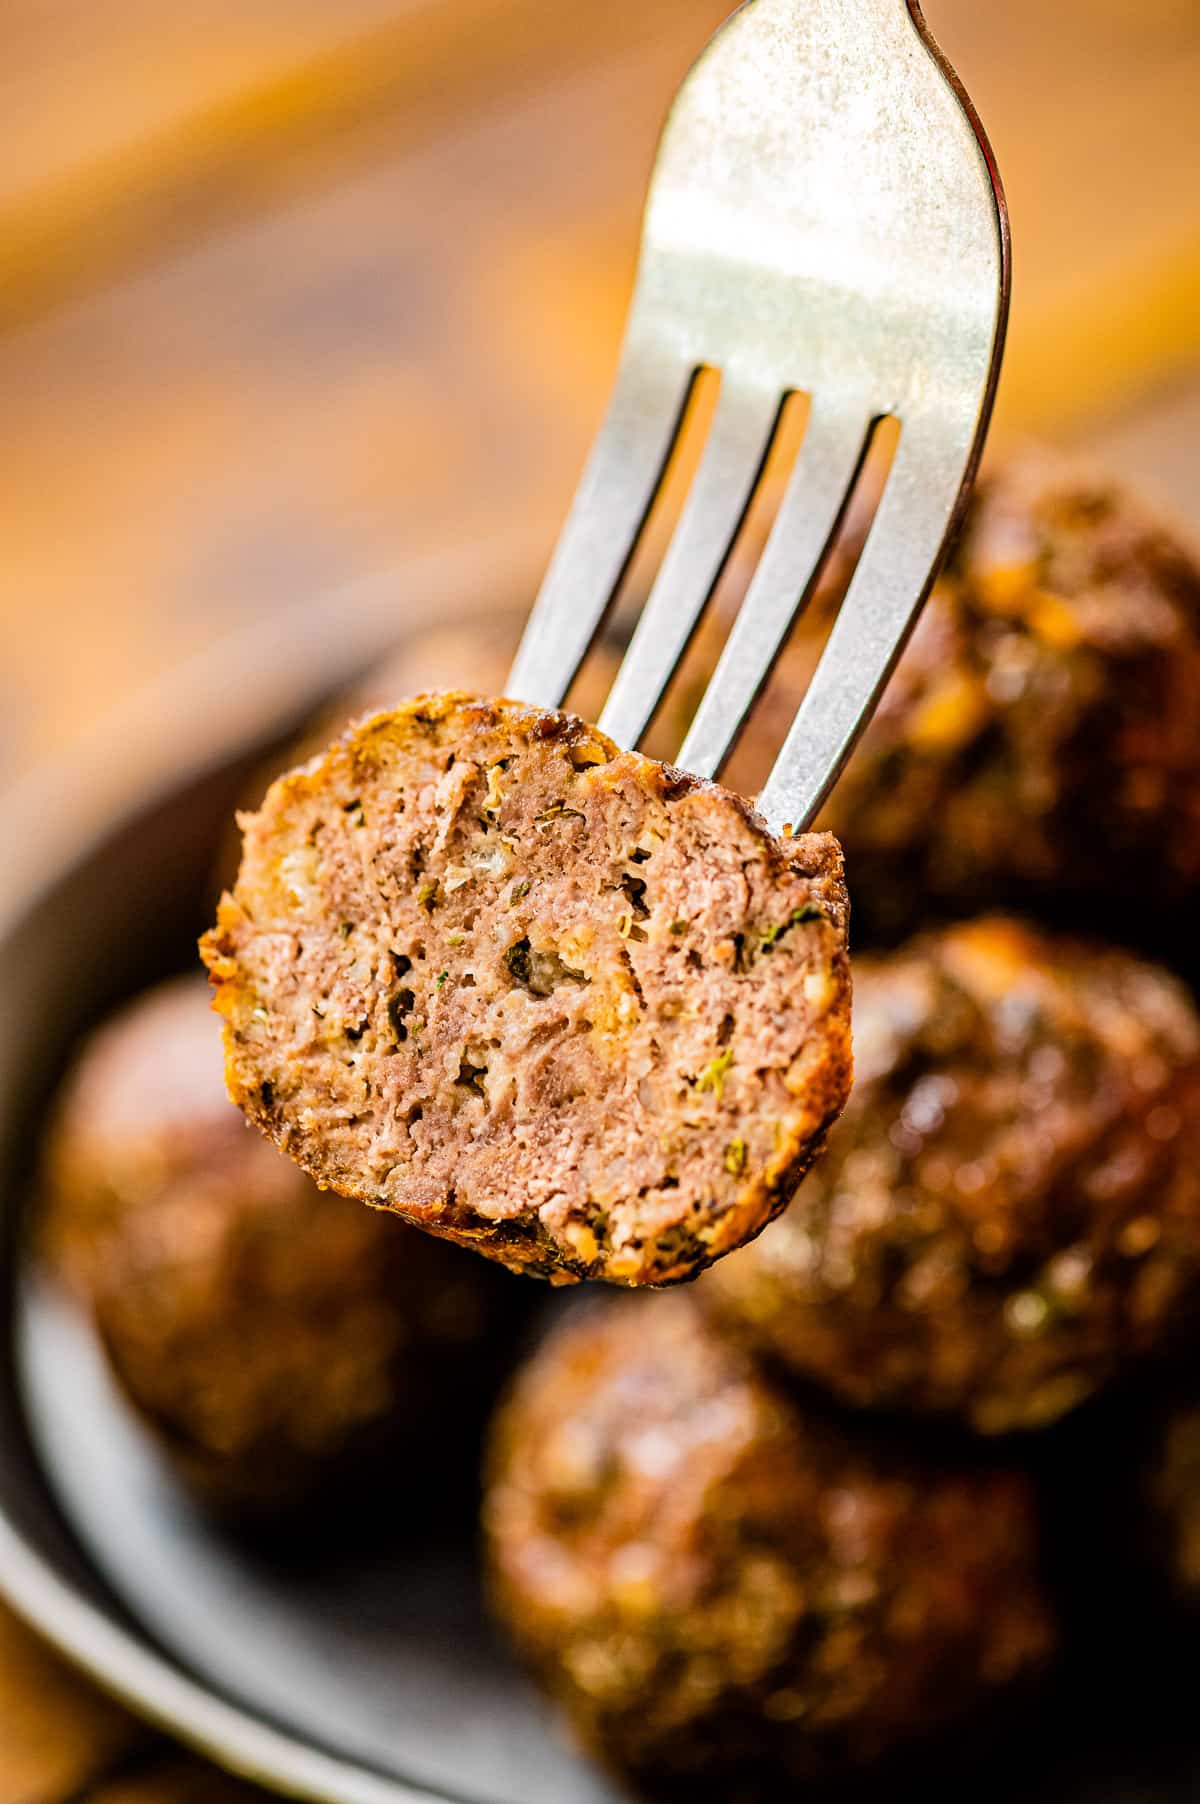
<box><xmin>37</xmin><ymin>447</ymin><xmax>1200</xmax><ymax>1795</ymax></box>
<box><xmin>481</xmin><ymin>450</ymin><xmax>1200</xmax><ymax>1795</ymax></box>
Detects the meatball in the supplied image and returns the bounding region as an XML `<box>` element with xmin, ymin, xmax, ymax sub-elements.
<box><xmin>202</xmin><ymin>694</ymin><xmax>853</xmax><ymax>1287</ymax></box>
<box><xmin>723</xmin><ymin>451</ymin><xmax>1200</xmax><ymax>940</ymax></box>
<box><xmin>840</xmin><ymin>452</ymin><xmax>1200</xmax><ymax>936</ymax></box>
<box><xmin>484</xmin><ymin>1294</ymin><xmax>1055</xmax><ymax>1793</ymax></box>
<box><xmin>703</xmin><ymin>916</ymin><xmax>1200</xmax><ymax>1433</ymax></box>
<box><xmin>41</xmin><ymin>974</ymin><xmax>522</xmax><ymax>1518</ymax></box>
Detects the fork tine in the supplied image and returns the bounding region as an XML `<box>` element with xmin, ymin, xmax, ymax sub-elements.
<box><xmin>506</xmin><ymin>343</ymin><xmax>695</xmax><ymax>709</ymax></box>
<box><xmin>756</xmin><ymin>421</ymin><xmax>969</xmax><ymax>835</ymax></box>
<box><xmin>598</xmin><ymin>381</ymin><xmax>783</xmax><ymax>751</ymax></box>
<box><xmin>677</xmin><ymin>401</ymin><xmax>873</xmax><ymax>779</ymax></box>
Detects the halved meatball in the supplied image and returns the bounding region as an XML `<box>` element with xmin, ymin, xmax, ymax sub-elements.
<box><xmin>202</xmin><ymin>693</ymin><xmax>853</xmax><ymax>1287</ymax></box>
<box><xmin>702</xmin><ymin>916</ymin><xmax>1200</xmax><ymax>1433</ymax></box>
<box><xmin>484</xmin><ymin>1293</ymin><xmax>1056</xmax><ymax>1792</ymax></box>
<box><xmin>40</xmin><ymin>974</ymin><xmax>523</xmax><ymax>1518</ymax></box>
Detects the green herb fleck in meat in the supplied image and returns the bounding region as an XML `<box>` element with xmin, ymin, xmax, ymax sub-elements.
<box><xmin>534</xmin><ymin>800</ymin><xmax>585</xmax><ymax>827</ymax></box>
<box><xmin>760</xmin><ymin>903</ymin><xmax>827</xmax><ymax>952</ymax></box>
<box><xmin>723</xmin><ymin>1138</ymin><xmax>747</xmax><ymax>1177</ymax></box>
<box><xmin>696</xmin><ymin>1048</ymin><xmax>735</xmax><ymax>1100</ymax></box>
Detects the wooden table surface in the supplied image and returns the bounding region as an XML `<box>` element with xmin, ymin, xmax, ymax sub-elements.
<box><xmin>0</xmin><ymin>1</ymin><xmax>1197</xmax><ymax>1796</ymax></box>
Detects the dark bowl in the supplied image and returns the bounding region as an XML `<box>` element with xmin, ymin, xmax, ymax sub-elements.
<box><xmin>2</xmin><ymin>561</ymin><xmax>1199</xmax><ymax>1804</ymax></box>
<box><xmin>0</xmin><ymin>560</ymin><xmax>621</xmax><ymax>1804</ymax></box>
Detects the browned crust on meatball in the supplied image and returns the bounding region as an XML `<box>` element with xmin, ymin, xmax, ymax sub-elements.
<box><xmin>817</xmin><ymin>450</ymin><xmax>1200</xmax><ymax>938</ymax></box>
<box><xmin>483</xmin><ymin>1294</ymin><xmax>1056</xmax><ymax>1789</ymax></box>
<box><xmin>702</xmin><ymin>916</ymin><xmax>1200</xmax><ymax>1433</ymax></box>
<box><xmin>40</xmin><ymin>974</ymin><xmax>521</xmax><ymax>1516</ymax></box>
<box><xmin>201</xmin><ymin>693</ymin><xmax>853</xmax><ymax>1287</ymax></box>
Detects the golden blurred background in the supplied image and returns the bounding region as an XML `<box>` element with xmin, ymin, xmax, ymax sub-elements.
<box><xmin>1</xmin><ymin>1</ymin><xmax>1198</xmax><ymax>1796</ymax></box>
<box><xmin>0</xmin><ymin>0</ymin><xmax>1199</xmax><ymax>792</ymax></box>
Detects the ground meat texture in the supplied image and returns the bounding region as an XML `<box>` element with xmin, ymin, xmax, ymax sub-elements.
<box><xmin>483</xmin><ymin>1294</ymin><xmax>1056</xmax><ymax>1793</ymax></box>
<box><xmin>211</xmin><ymin>620</ymin><xmax>676</xmax><ymax>901</ymax></box>
<box><xmin>702</xmin><ymin>916</ymin><xmax>1200</xmax><ymax>1434</ymax></box>
<box><xmin>202</xmin><ymin>694</ymin><xmax>852</xmax><ymax>1287</ymax></box>
<box><xmin>40</xmin><ymin>974</ymin><xmax>522</xmax><ymax>1519</ymax></box>
<box><xmin>722</xmin><ymin>451</ymin><xmax>1200</xmax><ymax>941</ymax></box>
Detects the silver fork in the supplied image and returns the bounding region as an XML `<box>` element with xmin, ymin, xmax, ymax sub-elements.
<box><xmin>507</xmin><ymin>0</ymin><xmax>1009</xmax><ymax>835</ymax></box>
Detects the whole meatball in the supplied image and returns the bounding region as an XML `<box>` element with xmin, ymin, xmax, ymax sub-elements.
<box><xmin>703</xmin><ymin>917</ymin><xmax>1200</xmax><ymax>1434</ymax></box>
<box><xmin>726</xmin><ymin>452</ymin><xmax>1200</xmax><ymax>940</ymax></box>
<box><xmin>484</xmin><ymin>1294</ymin><xmax>1055</xmax><ymax>1794</ymax></box>
<box><xmin>41</xmin><ymin>974</ymin><xmax>523</xmax><ymax>1518</ymax></box>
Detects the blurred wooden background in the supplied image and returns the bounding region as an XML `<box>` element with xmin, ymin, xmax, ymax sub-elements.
<box><xmin>1</xmin><ymin>0</ymin><xmax>1199</xmax><ymax>790</ymax></box>
<box><xmin>0</xmin><ymin>0</ymin><xmax>1198</xmax><ymax>1796</ymax></box>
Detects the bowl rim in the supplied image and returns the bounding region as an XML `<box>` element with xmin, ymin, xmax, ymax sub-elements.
<box><xmin>0</xmin><ymin>538</ymin><xmax>536</xmax><ymax>1804</ymax></box>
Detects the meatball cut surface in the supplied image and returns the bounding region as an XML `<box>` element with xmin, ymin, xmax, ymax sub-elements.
<box><xmin>704</xmin><ymin>917</ymin><xmax>1200</xmax><ymax>1434</ymax></box>
<box><xmin>41</xmin><ymin>975</ymin><xmax>521</xmax><ymax>1518</ymax></box>
<box><xmin>484</xmin><ymin>1295</ymin><xmax>1055</xmax><ymax>1790</ymax></box>
<box><xmin>202</xmin><ymin>693</ymin><xmax>852</xmax><ymax>1287</ymax></box>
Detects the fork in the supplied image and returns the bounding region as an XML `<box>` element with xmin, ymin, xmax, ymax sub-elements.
<box><xmin>507</xmin><ymin>0</ymin><xmax>1009</xmax><ymax>836</ymax></box>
